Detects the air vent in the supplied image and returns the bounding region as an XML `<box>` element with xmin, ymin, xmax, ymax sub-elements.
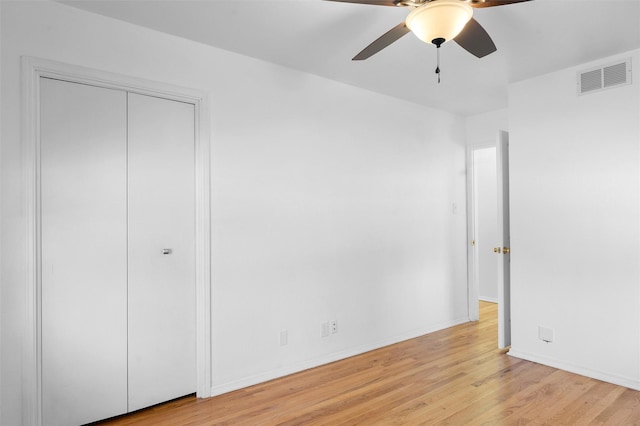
<box><xmin>580</xmin><ymin>69</ymin><xmax>602</xmax><ymax>93</ymax></box>
<box><xmin>603</xmin><ymin>62</ymin><xmax>627</xmax><ymax>88</ymax></box>
<box><xmin>578</xmin><ymin>58</ymin><xmax>632</xmax><ymax>95</ymax></box>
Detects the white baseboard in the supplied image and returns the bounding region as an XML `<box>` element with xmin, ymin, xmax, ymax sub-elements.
<box><xmin>478</xmin><ymin>296</ymin><xmax>498</xmax><ymax>303</ymax></box>
<box><xmin>210</xmin><ymin>315</ymin><xmax>470</xmax><ymax>397</ymax></box>
<box><xmin>508</xmin><ymin>348</ymin><xmax>640</xmax><ymax>391</ymax></box>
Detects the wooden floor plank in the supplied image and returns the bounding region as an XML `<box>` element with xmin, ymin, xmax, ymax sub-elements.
<box><xmin>96</xmin><ymin>302</ymin><xmax>640</xmax><ymax>425</ymax></box>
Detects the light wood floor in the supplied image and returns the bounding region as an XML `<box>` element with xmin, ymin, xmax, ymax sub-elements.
<box><xmin>98</xmin><ymin>302</ymin><xmax>640</xmax><ymax>425</ymax></box>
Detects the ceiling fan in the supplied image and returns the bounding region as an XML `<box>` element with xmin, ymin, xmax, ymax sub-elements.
<box><xmin>324</xmin><ymin>0</ymin><xmax>532</xmax><ymax>61</ymax></box>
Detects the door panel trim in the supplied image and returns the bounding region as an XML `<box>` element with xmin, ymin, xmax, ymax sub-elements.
<box><xmin>22</xmin><ymin>56</ymin><xmax>212</xmax><ymax>426</ymax></box>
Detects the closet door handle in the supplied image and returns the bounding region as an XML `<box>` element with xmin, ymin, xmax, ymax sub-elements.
<box><xmin>162</xmin><ymin>249</ymin><xmax>173</xmax><ymax>255</ymax></box>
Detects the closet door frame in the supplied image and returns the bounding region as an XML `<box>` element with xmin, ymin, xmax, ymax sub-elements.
<box><xmin>21</xmin><ymin>56</ymin><xmax>212</xmax><ymax>426</ymax></box>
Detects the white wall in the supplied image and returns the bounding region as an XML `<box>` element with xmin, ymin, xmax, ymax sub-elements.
<box><xmin>0</xmin><ymin>1</ymin><xmax>468</xmax><ymax>423</ymax></box>
<box><xmin>508</xmin><ymin>50</ymin><xmax>640</xmax><ymax>389</ymax></box>
<box><xmin>465</xmin><ymin>108</ymin><xmax>508</xmax><ymax>146</ymax></box>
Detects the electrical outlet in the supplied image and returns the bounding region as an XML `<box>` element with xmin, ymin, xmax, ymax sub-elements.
<box><xmin>280</xmin><ymin>330</ymin><xmax>288</xmax><ymax>346</ymax></box>
<box><xmin>321</xmin><ymin>322</ymin><xmax>329</xmax><ymax>338</ymax></box>
<box><xmin>330</xmin><ymin>320</ymin><xmax>338</xmax><ymax>334</ymax></box>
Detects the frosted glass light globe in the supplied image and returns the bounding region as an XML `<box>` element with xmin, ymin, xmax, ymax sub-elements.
<box><xmin>406</xmin><ymin>0</ymin><xmax>473</xmax><ymax>45</ymax></box>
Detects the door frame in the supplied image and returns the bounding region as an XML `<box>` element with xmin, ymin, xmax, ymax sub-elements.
<box><xmin>466</xmin><ymin>133</ymin><xmax>511</xmax><ymax>347</ymax></box>
<box><xmin>21</xmin><ymin>56</ymin><xmax>212</xmax><ymax>426</ymax></box>
<box><xmin>466</xmin><ymin>140</ymin><xmax>496</xmax><ymax>322</ymax></box>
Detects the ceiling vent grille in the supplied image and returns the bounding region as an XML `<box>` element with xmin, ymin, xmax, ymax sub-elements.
<box><xmin>578</xmin><ymin>58</ymin><xmax>632</xmax><ymax>95</ymax></box>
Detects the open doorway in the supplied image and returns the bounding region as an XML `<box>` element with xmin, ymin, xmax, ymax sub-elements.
<box><xmin>473</xmin><ymin>146</ymin><xmax>499</xmax><ymax>303</ymax></box>
<box><xmin>467</xmin><ymin>131</ymin><xmax>511</xmax><ymax>349</ymax></box>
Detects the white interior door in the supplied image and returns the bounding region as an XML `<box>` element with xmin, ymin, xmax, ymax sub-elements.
<box><xmin>127</xmin><ymin>93</ymin><xmax>197</xmax><ymax>411</ymax></box>
<box><xmin>497</xmin><ymin>131</ymin><xmax>511</xmax><ymax>349</ymax></box>
<box><xmin>41</xmin><ymin>79</ymin><xmax>197</xmax><ymax>423</ymax></box>
<box><xmin>41</xmin><ymin>78</ymin><xmax>129</xmax><ymax>425</ymax></box>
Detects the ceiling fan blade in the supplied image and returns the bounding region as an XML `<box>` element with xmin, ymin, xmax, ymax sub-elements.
<box><xmin>323</xmin><ymin>0</ymin><xmax>400</xmax><ymax>6</ymax></box>
<box><xmin>469</xmin><ymin>0</ymin><xmax>532</xmax><ymax>8</ymax></box>
<box><xmin>453</xmin><ymin>18</ymin><xmax>497</xmax><ymax>58</ymax></box>
<box><xmin>352</xmin><ymin>22</ymin><xmax>411</xmax><ymax>60</ymax></box>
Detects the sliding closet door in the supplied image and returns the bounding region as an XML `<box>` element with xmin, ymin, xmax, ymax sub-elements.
<box><xmin>127</xmin><ymin>93</ymin><xmax>196</xmax><ymax>411</ymax></box>
<box><xmin>40</xmin><ymin>78</ymin><xmax>128</xmax><ymax>425</ymax></box>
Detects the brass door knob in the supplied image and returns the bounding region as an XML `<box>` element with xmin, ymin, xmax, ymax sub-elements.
<box><xmin>503</xmin><ymin>247</ymin><xmax>511</xmax><ymax>254</ymax></box>
<box><xmin>493</xmin><ymin>247</ymin><xmax>501</xmax><ymax>254</ymax></box>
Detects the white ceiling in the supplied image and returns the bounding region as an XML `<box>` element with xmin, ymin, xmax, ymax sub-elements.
<box><xmin>61</xmin><ymin>0</ymin><xmax>640</xmax><ymax>116</ymax></box>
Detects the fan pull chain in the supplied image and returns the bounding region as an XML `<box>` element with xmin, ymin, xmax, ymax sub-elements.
<box><xmin>436</xmin><ymin>46</ymin><xmax>441</xmax><ymax>83</ymax></box>
<box><xmin>432</xmin><ymin>37</ymin><xmax>445</xmax><ymax>84</ymax></box>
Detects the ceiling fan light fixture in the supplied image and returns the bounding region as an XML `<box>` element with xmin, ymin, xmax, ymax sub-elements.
<box><xmin>406</xmin><ymin>0</ymin><xmax>473</xmax><ymax>45</ymax></box>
